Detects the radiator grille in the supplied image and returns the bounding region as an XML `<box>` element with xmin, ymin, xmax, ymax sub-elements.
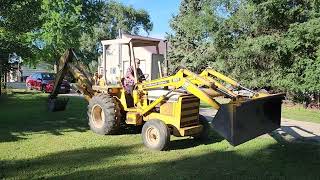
<box><xmin>180</xmin><ymin>96</ymin><xmax>200</xmax><ymax>127</ymax></box>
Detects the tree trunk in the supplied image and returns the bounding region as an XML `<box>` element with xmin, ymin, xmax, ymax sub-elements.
<box><xmin>4</xmin><ymin>71</ymin><xmax>7</xmax><ymax>89</ymax></box>
<box><xmin>54</xmin><ymin>64</ymin><xmax>58</xmax><ymax>73</ymax></box>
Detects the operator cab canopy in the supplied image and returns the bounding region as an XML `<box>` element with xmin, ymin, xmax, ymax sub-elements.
<box><xmin>99</xmin><ymin>35</ymin><xmax>167</xmax><ymax>84</ymax></box>
<box><xmin>101</xmin><ymin>37</ymin><xmax>161</xmax><ymax>49</ymax></box>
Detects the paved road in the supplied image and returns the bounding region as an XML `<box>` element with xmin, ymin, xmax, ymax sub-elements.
<box><xmin>6</xmin><ymin>82</ymin><xmax>26</xmax><ymax>89</ymax></box>
<box><xmin>200</xmin><ymin>108</ymin><xmax>320</xmax><ymax>143</ymax></box>
<box><xmin>6</xmin><ymin>82</ymin><xmax>79</xmax><ymax>94</ymax></box>
<box><xmin>275</xmin><ymin>118</ymin><xmax>320</xmax><ymax>143</ymax></box>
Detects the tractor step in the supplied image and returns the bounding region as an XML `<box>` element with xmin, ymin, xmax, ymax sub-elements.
<box><xmin>174</xmin><ymin>124</ymin><xmax>203</xmax><ymax>137</ymax></box>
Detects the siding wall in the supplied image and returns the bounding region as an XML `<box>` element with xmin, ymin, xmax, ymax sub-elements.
<box><xmin>99</xmin><ymin>36</ymin><xmax>166</xmax><ymax>84</ymax></box>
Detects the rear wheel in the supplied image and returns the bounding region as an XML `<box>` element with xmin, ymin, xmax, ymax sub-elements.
<box><xmin>88</xmin><ymin>94</ymin><xmax>121</xmax><ymax>135</ymax></box>
<box><xmin>142</xmin><ymin>120</ymin><xmax>170</xmax><ymax>151</ymax></box>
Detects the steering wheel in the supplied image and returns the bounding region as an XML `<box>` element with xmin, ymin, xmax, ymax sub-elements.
<box><xmin>138</xmin><ymin>74</ymin><xmax>148</xmax><ymax>81</ymax></box>
<box><xmin>143</xmin><ymin>74</ymin><xmax>149</xmax><ymax>80</ymax></box>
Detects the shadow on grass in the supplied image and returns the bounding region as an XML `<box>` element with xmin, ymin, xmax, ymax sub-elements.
<box><xmin>11</xmin><ymin>91</ymin><xmax>38</xmax><ymax>95</ymax></box>
<box><xmin>170</xmin><ymin>131</ymin><xmax>224</xmax><ymax>150</ymax></box>
<box><xmin>0</xmin><ymin>94</ymin><xmax>88</xmax><ymax>142</ymax></box>
<box><xmin>1</xmin><ymin>142</ymin><xmax>319</xmax><ymax>179</ymax></box>
<box><xmin>271</xmin><ymin>125</ymin><xmax>320</xmax><ymax>144</ymax></box>
<box><xmin>0</xmin><ymin>144</ymin><xmax>139</xmax><ymax>179</ymax></box>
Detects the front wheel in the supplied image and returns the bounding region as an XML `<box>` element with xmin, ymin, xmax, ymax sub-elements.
<box><xmin>142</xmin><ymin>120</ymin><xmax>170</xmax><ymax>151</ymax></box>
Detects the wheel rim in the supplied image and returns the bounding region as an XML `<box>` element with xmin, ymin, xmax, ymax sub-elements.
<box><xmin>146</xmin><ymin>126</ymin><xmax>160</xmax><ymax>146</ymax></box>
<box><xmin>91</xmin><ymin>104</ymin><xmax>105</xmax><ymax>128</ymax></box>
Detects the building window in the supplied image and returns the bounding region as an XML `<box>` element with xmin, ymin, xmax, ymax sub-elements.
<box><xmin>110</xmin><ymin>68</ymin><xmax>116</xmax><ymax>74</ymax></box>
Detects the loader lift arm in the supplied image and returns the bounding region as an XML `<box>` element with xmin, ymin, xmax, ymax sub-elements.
<box><xmin>137</xmin><ymin>68</ymin><xmax>252</xmax><ymax>111</ymax></box>
<box><xmin>48</xmin><ymin>49</ymin><xmax>95</xmax><ymax>111</ymax></box>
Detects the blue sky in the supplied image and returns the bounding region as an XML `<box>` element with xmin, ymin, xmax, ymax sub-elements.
<box><xmin>117</xmin><ymin>0</ymin><xmax>181</xmax><ymax>39</ymax></box>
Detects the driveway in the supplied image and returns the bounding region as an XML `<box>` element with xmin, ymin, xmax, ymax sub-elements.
<box><xmin>6</xmin><ymin>82</ymin><xmax>26</xmax><ymax>89</ymax></box>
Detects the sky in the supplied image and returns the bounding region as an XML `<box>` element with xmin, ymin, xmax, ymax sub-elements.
<box><xmin>117</xmin><ymin>0</ymin><xmax>181</xmax><ymax>39</ymax></box>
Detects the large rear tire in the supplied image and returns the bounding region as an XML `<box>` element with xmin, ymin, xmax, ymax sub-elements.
<box><xmin>142</xmin><ymin>120</ymin><xmax>170</xmax><ymax>151</ymax></box>
<box><xmin>88</xmin><ymin>94</ymin><xmax>121</xmax><ymax>135</ymax></box>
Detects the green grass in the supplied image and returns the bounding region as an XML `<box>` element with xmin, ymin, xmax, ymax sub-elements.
<box><xmin>0</xmin><ymin>93</ymin><xmax>320</xmax><ymax>179</ymax></box>
<box><xmin>282</xmin><ymin>106</ymin><xmax>320</xmax><ymax>123</ymax></box>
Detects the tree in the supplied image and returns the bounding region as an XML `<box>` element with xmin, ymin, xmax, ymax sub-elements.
<box><xmin>36</xmin><ymin>0</ymin><xmax>153</xmax><ymax>66</ymax></box>
<box><xmin>0</xmin><ymin>0</ymin><xmax>42</xmax><ymax>61</ymax></box>
<box><xmin>35</xmin><ymin>0</ymin><xmax>90</xmax><ymax>65</ymax></box>
<box><xmin>0</xmin><ymin>0</ymin><xmax>42</xmax><ymax>94</ymax></box>
<box><xmin>168</xmin><ymin>0</ymin><xmax>221</xmax><ymax>72</ymax></box>
<box><xmin>78</xmin><ymin>1</ymin><xmax>153</xmax><ymax>64</ymax></box>
<box><xmin>0</xmin><ymin>0</ymin><xmax>152</xmax><ymax>94</ymax></box>
<box><xmin>1</xmin><ymin>0</ymin><xmax>152</xmax><ymax>66</ymax></box>
<box><xmin>169</xmin><ymin>0</ymin><xmax>320</xmax><ymax>101</ymax></box>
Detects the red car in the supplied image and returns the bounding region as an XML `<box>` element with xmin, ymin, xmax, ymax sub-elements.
<box><xmin>26</xmin><ymin>72</ymin><xmax>70</xmax><ymax>93</ymax></box>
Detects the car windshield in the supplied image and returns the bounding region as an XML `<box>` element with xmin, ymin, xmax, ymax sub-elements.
<box><xmin>42</xmin><ymin>73</ymin><xmax>55</xmax><ymax>80</ymax></box>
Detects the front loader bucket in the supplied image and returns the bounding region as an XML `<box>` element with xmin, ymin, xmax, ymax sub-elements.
<box><xmin>48</xmin><ymin>97</ymin><xmax>69</xmax><ymax>112</ymax></box>
<box><xmin>212</xmin><ymin>94</ymin><xmax>284</xmax><ymax>146</ymax></box>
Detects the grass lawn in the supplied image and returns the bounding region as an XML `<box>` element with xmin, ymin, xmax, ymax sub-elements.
<box><xmin>0</xmin><ymin>92</ymin><xmax>320</xmax><ymax>179</ymax></box>
<box><xmin>282</xmin><ymin>105</ymin><xmax>320</xmax><ymax>123</ymax></box>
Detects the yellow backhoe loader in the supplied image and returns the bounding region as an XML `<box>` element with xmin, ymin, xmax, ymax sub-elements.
<box><xmin>48</xmin><ymin>37</ymin><xmax>284</xmax><ymax>151</ymax></box>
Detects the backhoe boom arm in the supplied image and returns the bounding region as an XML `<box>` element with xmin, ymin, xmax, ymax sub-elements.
<box><xmin>49</xmin><ymin>49</ymin><xmax>94</xmax><ymax>101</ymax></box>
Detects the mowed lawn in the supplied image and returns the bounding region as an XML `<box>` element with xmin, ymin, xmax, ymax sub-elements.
<box><xmin>0</xmin><ymin>93</ymin><xmax>320</xmax><ymax>179</ymax></box>
<box><xmin>282</xmin><ymin>106</ymin><xmax>320</xmax><ymax>123</ymax></box>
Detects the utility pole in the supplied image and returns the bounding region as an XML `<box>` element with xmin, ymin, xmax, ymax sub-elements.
<box><xmin>164</xmin><ymin>40</ymin><xmax>168</xmax><ymax>76</ymax></box>
<box><xmin>118</xmin><ymin>29</ymin><xmax>122</xmax><ymax>79</ymax></box>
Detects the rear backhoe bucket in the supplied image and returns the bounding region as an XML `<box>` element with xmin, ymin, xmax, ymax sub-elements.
<box><xmin>48</xmin><ymin>97</ymin><xmax>69</xmax><ymax>112</ymax></box>
<box><xmin>211</xmin><ymin>94</ymin><xmax>284</xmax><ymax>146</ymax></box>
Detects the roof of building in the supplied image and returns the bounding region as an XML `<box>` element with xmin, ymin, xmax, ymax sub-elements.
<box><xmin>101</xmin><ymin>33</ymin><xmax>165</xmax><ymax>47</ymax></box>
<box><xmin>123</xmin><ymin>33</ymin><xmax>164</xmax><ymax>42</ymax></box>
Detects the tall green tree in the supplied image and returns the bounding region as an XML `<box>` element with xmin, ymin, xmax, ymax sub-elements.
<box><xmin>0</xmin><ymin>0</ymin><xmax>42</xmax><ymax>93</ymax></box>
<box><xmin>0</xmin><ymin>0</ymin><xmax>42</xmax><ymax>62</ymax></box>
<box><xmin>79</xmin><ymin>1</ymin><xmax>153</xmax><ymax>64</ymax></box>
<box><xmin>0</xmin><ymin>0</ymin><xmax>152</xmax><ymax>93</ymax></box>
<box><xmin>169</xmin><ymin>0</ymin><xmax>320</xmax><ymax>100</ymax></box>
<box><xmin>36</xmin><ymin>0</ymin><xmax>153</xmax><ymax>65</ymax></box>
<box><xmin>168</xmin><ymin>0</ymin><xmax>221</xmax><ymax>72</ymax></box>
<box><xmin>35</xmin><ymin>0</ymin><xmax>98</xmax><ymax>64</ymax></box>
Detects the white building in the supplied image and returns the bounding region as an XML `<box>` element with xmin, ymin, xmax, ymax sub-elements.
<box><xmin>98</xmin><ymin>34</ymin><xmax>167</xmax><ymax>84</ymax></box>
